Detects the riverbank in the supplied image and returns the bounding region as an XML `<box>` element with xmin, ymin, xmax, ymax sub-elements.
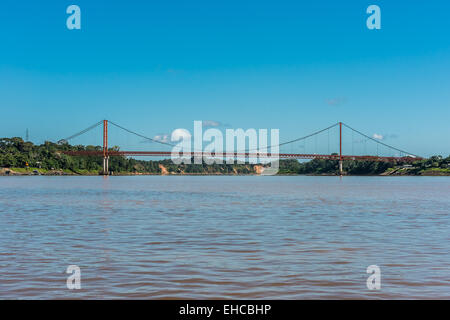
<box><xmin>1</xmin><ymin>137</ymin><xmax>449</xmax><ymax>176</ymax></box>
<box><xmin>2</xmin><ymin>167</ymin><xmax>449</xmax><ymax>176</ymax></box>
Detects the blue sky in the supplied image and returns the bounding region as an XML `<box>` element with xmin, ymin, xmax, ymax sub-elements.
<box><xmin>1</xmin><ymin>0</ymin><xmax>449</xmax><ymax>156</ymax></box>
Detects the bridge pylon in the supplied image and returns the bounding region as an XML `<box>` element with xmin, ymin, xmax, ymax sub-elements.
<box><xmin>339</xmin><ymin>121</ymin><xmax>343</xmax><ymax>175</ymax></box>
<box><xmin>103</xmin><ymin>120</ymin><xmax>109</xmax><ymax>175</ymax></box>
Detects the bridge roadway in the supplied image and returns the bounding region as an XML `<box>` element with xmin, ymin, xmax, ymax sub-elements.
<box><xmin>61</xmin><ymin>150</ymin><xmax>420</xmax><ymax>162</ymax></box>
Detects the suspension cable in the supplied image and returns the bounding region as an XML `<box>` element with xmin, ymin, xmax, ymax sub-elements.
<box><xmin>58</xmin><ymin>120</ymin><xmax>103</xmax><ymax>144</ymax></box>
<box><xmin>59</xmin><ymin>120</ymin><xmax>420</xmax><ymax>159</ymax></box>
<box><xmin>110</xmin><ymin>121</ymin><xmax>339</xmax><ymax>154</ymax></box>
<box><xmin>108</xmin><ymin>121</ymin><xmax>176</xmax><ymax>147</ymax></box>
<box><xmin>342</xmin><ymin>123</ymin><xmax>420</xmax><ymax>158</ymax></box>
<box><xmin>241</xmin><ymin>122</ymin><xmax>339</xmax><ymax>153</ymax></box>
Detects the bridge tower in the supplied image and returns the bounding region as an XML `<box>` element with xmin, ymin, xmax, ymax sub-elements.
<box><xmin>103</xmin><ymin>120</ymin><xmax>109</xmax><ymax>175</ymax></box>
<box><xmin>339</xmin><ymin>122</ymin><xmax>343</xmax><ymax>176</ymax></box>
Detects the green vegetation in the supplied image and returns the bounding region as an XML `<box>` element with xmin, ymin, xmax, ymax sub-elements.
<box><xmin>405</xmin><ymin>156</ymin><xmax>450</xmax><ymax>176</ymax></box>
<box><xmin>0</xmin><ymin>137</ymin><xmax>258</xmax><ymax>175</ymax></box>
<box><xmin>156</xmin><ymin>159</ymin><xmax>255</xmax><ymax>175</ymax></box>
<box><xmin>1</xmin><ymin>137</ymin><xmax>449</xmax><ymax>176</ymax></box>
<box><xmin>0</xmin><ymin>137</ymin><xmax>158</xmax><ymax>175</ymax></box>
<box><xmin>278</xmin><ymin>155</ymin><xmax>450</xmax><ymax>176</ymax></box>
<box><xmin>278</xmin><ymin>158</ymin><xmax>391</xmax><ymax>175</ymax></box>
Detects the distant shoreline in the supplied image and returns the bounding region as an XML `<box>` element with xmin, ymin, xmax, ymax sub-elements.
<box><xmin>2</xmin><ymin>138</ymin><xmax>449</xmax><ymax>177</ymax></box>
<box><xmin>2</xmin><ymin>169</ymin><xmax>449</xmax><ymax>177</ymax></box>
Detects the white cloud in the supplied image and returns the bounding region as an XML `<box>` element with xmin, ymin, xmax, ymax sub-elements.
<box><xmin>171</xmin><ymin>128</ymin><xmax>191</xmax><ymax>142</ymax></box>
<box><xmin>153</xmin><ymin>134</ymin><xmax>169</xmax><ymax>143</ymax></box>
<box><xmin>326</xmin><ymin>97</ymin><xmax>347</xmax><ymax>106</ymax></box>
<box><xmin>372</xmin><ymin>133</ymin><xmax>384</xmax><ymax>140</ymax></box>
<box><xmin>202</xmin><ymin>120</ymin><xmax>221</xmax><ymax>127</ymax></box>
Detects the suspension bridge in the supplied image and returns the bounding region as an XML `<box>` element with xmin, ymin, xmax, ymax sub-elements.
<box><xmin>58</xmin><ymin>120</ymin><xmax>422</xmax><ymax>175</ymax></box>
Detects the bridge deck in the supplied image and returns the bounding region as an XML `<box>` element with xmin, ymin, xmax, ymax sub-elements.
<box><xmin>61</xmin><ymin>151</ymin><xmax>420</xmax><ymax>162</ymax></box>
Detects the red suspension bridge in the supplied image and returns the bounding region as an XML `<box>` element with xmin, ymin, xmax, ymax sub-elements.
<box><xmin>58</xmin><ymin>120</ymin><xmax>422</xmax><ymax>175</ymax></box>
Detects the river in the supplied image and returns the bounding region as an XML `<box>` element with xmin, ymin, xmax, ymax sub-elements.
<box><xmin>0</xmin><ymin>176</ymin><xmax>449</xmax><ymax>299</ymax></box>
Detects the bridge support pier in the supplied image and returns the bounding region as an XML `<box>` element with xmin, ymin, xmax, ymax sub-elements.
<box><xmin>339</xmin><ymin>122</ymin><xmax>343</xmax><ymax>176</ymax></box>
<box><xmin>103</xmin><ymin>120</ymin><xmax>109</xmax><ymax>175</ymax></box>
<box><xmin>103</xmin><ymin>156</ymin><xmax>109</xmax><ymax>175</ymax></box>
